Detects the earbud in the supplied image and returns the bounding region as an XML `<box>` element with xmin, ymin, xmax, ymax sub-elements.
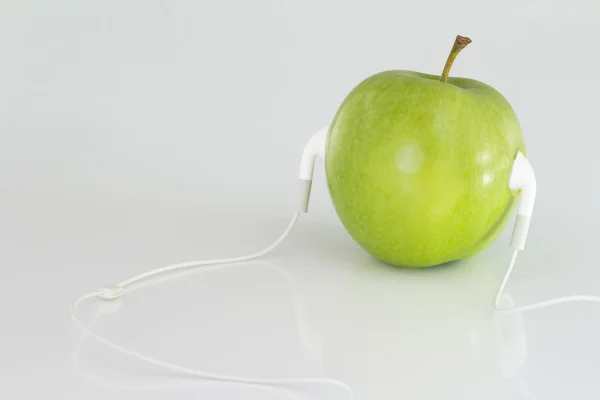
<box><xmin>297</xmin><ymin>126</ymin><xmax>328</xmax><ymax>213</ymax></box>
<box><xmin>508</xmin><ymin>151</ymin><xmax>536</xmax><ymax>251</ymax></box>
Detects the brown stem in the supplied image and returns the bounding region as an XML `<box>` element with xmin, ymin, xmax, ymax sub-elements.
<box><xmin>440</xmin><ymin>35</ymin><xmax>471</xmax><ymax>83</ymax></box>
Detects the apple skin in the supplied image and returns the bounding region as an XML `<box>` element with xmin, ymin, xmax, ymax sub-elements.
<box><xmin>325</xmin><ymin>70</ymin><xmax>525</xmax><ymax>267</ymax></box>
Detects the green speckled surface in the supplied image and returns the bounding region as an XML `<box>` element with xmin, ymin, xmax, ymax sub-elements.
<box><xmin>325</xmin><ymin>70</ymin><xmax>525</xmax><ymax>267</ymax></box>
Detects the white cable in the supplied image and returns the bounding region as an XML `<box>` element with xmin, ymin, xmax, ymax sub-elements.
<box><xmin>118</xmin><ymin>212</ymin><xmax>300</xmax><ymax>287</ymax></box>
<box><xmin>495</xmin><ymin>250</ymin><xmax>600</xmax><ymax>314</ymax></box>
<box><xmin>70</xmin><ymin>212</ymin><xmax>358</xmax><ymax>399</ymax></box>
<box><xmin>72</xmin><ymin>264</ymin><xmax>313</xmax><ymax>400</ymax></box>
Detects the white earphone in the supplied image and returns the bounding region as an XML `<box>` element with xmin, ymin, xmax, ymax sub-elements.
<box><xmin>71</xmin><ymin>125</ymin><xmax>599</xmax><ymax>398</ymax></box>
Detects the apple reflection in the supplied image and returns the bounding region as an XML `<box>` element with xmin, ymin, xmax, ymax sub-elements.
<box><xmin>290</xmin><ymin>248</ymin><xmax>529</xmax><ymax>400</ymax></box>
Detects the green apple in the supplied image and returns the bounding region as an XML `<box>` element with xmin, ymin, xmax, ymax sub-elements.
<box><xmin>325</xmin><ymin>36</ymin><xmax>525</xmax><ymax>267</ymax></box>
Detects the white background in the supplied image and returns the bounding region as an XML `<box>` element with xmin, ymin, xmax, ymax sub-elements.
<box><xmin>2</xmin><ymin>1</ymin><xmax>600</xmax><ymax>399</ymax></box>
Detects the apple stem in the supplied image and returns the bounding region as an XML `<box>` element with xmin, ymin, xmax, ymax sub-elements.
<box><xmin>440</xmin><ymin>35</ymin><xmax>471</xmax><ymax>83</ymax></box>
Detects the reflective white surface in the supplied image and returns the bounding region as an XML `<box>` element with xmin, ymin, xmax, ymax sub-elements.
<box><xmin>3</xmin><ymin>189</ymin><xmax>600</xmax><ymax>399</ymax></box>
<box><xmin>3</xmin><ymin>1</ymin><xmax>600</xmax><ymax>399</ymax></box>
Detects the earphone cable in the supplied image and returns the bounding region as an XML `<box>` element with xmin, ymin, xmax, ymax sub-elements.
<box><xmin>495</xmin><ymin>250</ymin><xmax>600</xmax><ymax>313</ymax></box>
<box><xmin>70</xmin><ymin>212</ymin><xmax>358</xmax><ymax>399</ymax></box>
<box><xmin>117</xmin><ymin>212</ymin><xmax>300</xmax><ymax>287</ymax></box>
<box><xmin>71</xmin><ymin>207</ymin><xmax>600</xmax><ymax>397</ymax></box>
